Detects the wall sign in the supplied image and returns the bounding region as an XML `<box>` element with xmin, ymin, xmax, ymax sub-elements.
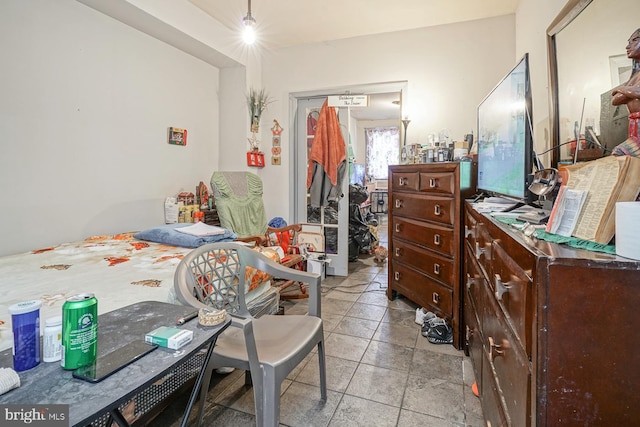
<box><xmin>327</xmin><ymin>95</ymin><xmax>369</xmax><ymax>107</ymax></box>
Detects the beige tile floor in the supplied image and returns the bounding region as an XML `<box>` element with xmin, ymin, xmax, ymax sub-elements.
<box><xmin>155</xmin><ymin>216</ymin><xmax>484</xmax><ymax>426</ymax></box>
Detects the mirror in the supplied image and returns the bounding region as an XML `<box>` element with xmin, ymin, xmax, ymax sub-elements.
<box><xmin>547</xmin><ymin>0</ymin><xmax>640</xmax><ymax>167</ymax></box>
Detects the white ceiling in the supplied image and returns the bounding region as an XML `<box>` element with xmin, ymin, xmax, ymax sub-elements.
<box><xmin>190</xmin><ymin>0</ymin><xmax>519</xmax><ymax>49</ymax></box>
<box><xmin>189</xmin><ymin>0</ymin><xmax>519</xmax><ymax>120</ymax></box>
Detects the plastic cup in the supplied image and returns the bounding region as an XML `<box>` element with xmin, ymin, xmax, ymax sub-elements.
<box><xmin>8</xmin><ymin>299</ymin><xmax>42</xmax><ymax>371</ymax></box>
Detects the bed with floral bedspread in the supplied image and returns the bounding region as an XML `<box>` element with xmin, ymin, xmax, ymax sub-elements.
<box><xmin>0</xmin><ymin>226</ymin><xmax>281</xmax><ymax>354</ymax></box>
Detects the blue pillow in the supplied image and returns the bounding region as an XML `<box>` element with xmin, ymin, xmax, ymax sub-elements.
<box><xmin>134</xmin><ymin>223</ymin><xmax>237</xmax><ymax>248</ymax></box>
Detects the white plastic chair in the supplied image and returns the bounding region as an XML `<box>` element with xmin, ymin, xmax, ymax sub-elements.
<box><xmin>174</xmin><ymin>242</ymin><xmax>326</xmax><ymax>427</ymax></box>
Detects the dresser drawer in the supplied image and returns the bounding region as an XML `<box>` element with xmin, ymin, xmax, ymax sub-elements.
<box><xmin>391</xmin><ymin>262</ymin><xmax>453</xmax><ymax>317</ymax></box>
<box><xmin>392</xmin><ymin>216</ymin><xmax>455</xmax><ymax>256</ymax></box>
<box><xmin>391</xmin><ymin>171</ymin><xmax>419</xmax><ymax>191</ymax></box>
<box><xmin>464</xmin><ymin>207</ymin><xmax>478</xmax><ymax>248</ymax></box>
<box><xmin>475</xmin><ymin>222</ymin><xmax>493</xmax><ymax>277</ymax></box>
<box><xmin>465</xmin><ymin>244</ymin><xmax>487</xmax><ymax>330</ymax></box>
<box><xmin>418</xmin><ymin>171</ymin><xmax>455</xmax><ymax>195</ymax></box>
<box><xmin>491</xmin><ymin>242</ymin><xmax>534</xmax><ymax>356</ymax></box>
<box><xmin>482</xmin><ymin>286</ymin><xmax>531</xmax><ymax>427</ymax></box>
<box><xmin>481</xmin><ymin>353</ymin><xmax>510</xmax><ymax>427</ymax></box>
<box><xmin>392</xmin><ymin>193</ymin><xmax>455</xmax><ymax>226</ymax></box>
<box><xmin>393</xmin><ymin>239</ymin><xmax>455</xmax><ymax>287</ymax></box>
<box><xmin>464</xmin><ymin>256</ymin><xmax>484</xmax><ymax>374</ymax></box>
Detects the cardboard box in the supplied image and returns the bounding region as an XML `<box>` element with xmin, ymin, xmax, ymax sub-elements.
<box><xmin>145</xmin><ymin>326</ymin><xmax>193</xmax><ymax>350</ymax></box>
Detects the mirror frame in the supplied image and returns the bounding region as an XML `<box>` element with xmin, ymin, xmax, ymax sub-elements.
<box><xmin>547</xmin><ymin>0</ymin><xmax>593</xmax><ymax>168</ymax></box>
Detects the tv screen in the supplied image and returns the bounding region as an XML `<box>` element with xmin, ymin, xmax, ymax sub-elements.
<box><xmin>477</xmin><ymin>54</ymin><xmax>533</xmax><ymax>201</ymax></box>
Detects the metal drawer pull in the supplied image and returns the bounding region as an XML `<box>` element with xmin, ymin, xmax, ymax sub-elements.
<box><xmin>434</xmin><ymin>234</ymin><xmax>441</xmax><ymax>245</ymax></box>
<box><xmin>434</xmin><ymin>204</ymin><xmax>441</xmax><ymax>216</ymax></box>
<box><xmin>475</xmin><ymin>242</ymin><xmax>482</xmax><ymax>259</ymax></box>
<box><xmin>466</xmin><ymin>325</ymin><xmax>472</xmax><ymax>342</ymax></box>
<box><xmin>432</xmin><ymin>292</ymin><xmax>440</xmax><ymax>304</ymax></box>
<box><xmin>398</xmin><ymin>177</ymin><xmax>407</xmax><ymax>186</ymax></box>
<box><xmin>395</xmin><ymin>223</ymin><xmax>401</xmax><ymax>233</ymax></box>
<box><xmin>395</xmin><ymin>247</ymin><xmax>402</xmax><ymax>257</ymax></box>
<box><xmin>488</xmin><ymin>336</ymin><xmax>505</xmax><ymax>362</ymax></box>
<box><xmin>494</xmin><ymin>274</ymin><xmax>511</xmax><ymax>301</ymax></box>
<box><xmin>395</xmin><ymin>199</ymin><xmax>403</xmax><ymax>208</ymax></box>
<box><xmin>429</xmin><ymin>178</ymin><xmax>437</xmax><ymax>188</ymax></box>
<box><xmin>394</xmin><ymin>271</ymin><xmax>401</xmax><ymax>281</ymax></box>
<box><xmin>466</xmin><ymin>273</ymin><xmax>473</xmax><ymax>290</ymax></box>
<box><xmin>465</xmin><ymin>226</ymin><xmax>473</xmax><ymax>239</ymax></box>
<box><xmin>433</xmin><ymin>263</ymin><xmax>441</xmax><ymax>275</ymax></box>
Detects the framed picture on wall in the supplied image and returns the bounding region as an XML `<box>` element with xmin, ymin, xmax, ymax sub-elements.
<box><xmin>610</xmin><ymin>54</ymin><xmax>633</xmax><ymax>86</ymax></box>
<box><xmin>168</xmin><ymin>127</ymin><xmax>187</xmax><ymax>146</ymax></box>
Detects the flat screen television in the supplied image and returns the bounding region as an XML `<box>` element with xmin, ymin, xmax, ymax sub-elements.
<box><xmin>477</xmin><ymin>53</ymin><xmax>533</xmax><ymax>202</ymax></box>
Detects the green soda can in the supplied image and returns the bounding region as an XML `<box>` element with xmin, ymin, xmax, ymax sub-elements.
<box><xmin>61</xmin><ymin>293</ymin><xmax>98</xmax><ymax>370</ymax></box>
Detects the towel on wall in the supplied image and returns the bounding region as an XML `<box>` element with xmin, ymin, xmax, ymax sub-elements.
<box><xmin>306</xmin><ymin>100</ymin><xmax>347</xmax><ymax>207</ymax></box>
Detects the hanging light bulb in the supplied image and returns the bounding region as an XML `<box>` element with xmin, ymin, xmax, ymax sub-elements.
<box><xmin>242</xmin><ymin>0</ymin><xmax>256</xmax><ymax>45</ymax></box>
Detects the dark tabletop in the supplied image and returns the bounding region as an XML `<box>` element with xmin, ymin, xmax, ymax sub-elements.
<box><xmin>0</xmin><ymin>301</ymin><xmax>230</xmax><ymax>427</ymax></box>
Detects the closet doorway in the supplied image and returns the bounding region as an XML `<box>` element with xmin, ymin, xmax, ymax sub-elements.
<box><xmin>291</xmin><ymin>82</ymin><xmax>406</xmax><ymax>276</ymax></box>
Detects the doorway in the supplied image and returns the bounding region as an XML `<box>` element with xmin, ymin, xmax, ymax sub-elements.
<box><xmin>290</xmin><ymin>82</ymin><xmax>406</xmax><ymax>276</ymax></box>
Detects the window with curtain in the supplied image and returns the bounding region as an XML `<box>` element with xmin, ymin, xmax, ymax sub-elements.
<box><xmin>365</xmin><ymin>127</ymin><xmax>400</xmax><ymax>180</ymax></box>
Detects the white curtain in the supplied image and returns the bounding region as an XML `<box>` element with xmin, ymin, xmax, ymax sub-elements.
<box><xmin>365</xmin><ymin>127</ymin><xmax>400</xmax><ymax>180</ymax></box>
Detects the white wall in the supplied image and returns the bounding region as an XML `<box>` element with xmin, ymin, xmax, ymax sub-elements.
<box><xmin>259</xmin><ymin>15</ymin><xmax>516</xmax><ymax>219</ymax></box>
<box><xmin>0</xmin><ymin>0</ymin><xmax>573</xmax><ymax>256</ymax></box>
<box><xmin>0</xmin><ymin>0</ymin><xmax>221</xmax><ymax>256</ymax></box>
<box><xmin>514</xmin><ymin>0</ymin><xmax>566</xmax><ymax>168</ymax></box>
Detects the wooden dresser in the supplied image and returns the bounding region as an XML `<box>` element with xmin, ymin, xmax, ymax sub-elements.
<box><xmin>388</xmin><ymin>162</ymin><xmax>476</xmax><ymax>349</ymax></box>
<box><xmin>464</xmin><ymin>201</ymin><xmax>640</xmax><ymax>426</ymax></box>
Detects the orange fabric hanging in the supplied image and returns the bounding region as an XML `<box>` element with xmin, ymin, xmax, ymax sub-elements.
<box><xmin>306</xmin><ymin>100</ymin><xmax>346</xmax><ymax>188</ymax></box>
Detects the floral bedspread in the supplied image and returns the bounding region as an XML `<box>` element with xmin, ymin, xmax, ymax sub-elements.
<box><xmin>0</xmin><ymin>233</ymin><xmax>194</xmax><ymax>353</ymax></box>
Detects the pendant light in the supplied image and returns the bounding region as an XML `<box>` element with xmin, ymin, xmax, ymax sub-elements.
<box><xmin>242</xmin><ymin>0</ymin><xmax>256</xmax><ymax>44</ymax></box>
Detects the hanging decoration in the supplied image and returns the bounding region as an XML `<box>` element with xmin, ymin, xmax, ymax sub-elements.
<box><xmin>271</xmin><ymin>119</ymin><xmax>282</xmax><ymax>165</ymax></box>
<box><xmin>246</xmin><ymin>87</ymin><xmax>272</xmax><ymax>168</ymax></box>
<box><xmin>247</xmin><ymin>87</ymin><xmax>271</xmax><ymax>134</ymax></box>
<box><xmin>168</xmin><ymin>127</ymin><xmax>187</xmax><ymax>146</ymax></box>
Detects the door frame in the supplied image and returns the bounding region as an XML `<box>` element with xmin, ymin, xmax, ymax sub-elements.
<box><xmin>288</xmin><ymin>81</ymin><xmax>407</xmax><ymax>275</ymax></box>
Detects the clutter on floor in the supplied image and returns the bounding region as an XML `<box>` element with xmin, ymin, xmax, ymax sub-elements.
<box><xmin>348</xmin><ymin>184</ymin><xmax>378</xmax><ymax>261</ymax></box>
<box><xmin>415</xmin><ymin>307</ymin><xmax>454</xmax><ymax>345</ymax></box>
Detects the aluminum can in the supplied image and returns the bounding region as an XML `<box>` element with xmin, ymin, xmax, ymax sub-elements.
<box><xmin>61</xmin><ymin>293</ymin><xmax>98</xmax><ymax>370</ymax></box>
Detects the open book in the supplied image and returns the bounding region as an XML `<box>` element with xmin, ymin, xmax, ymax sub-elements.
<box><xmin>553</xmin><ymin>155</ymin><xmax>640</xmax><ymax>244</ymax></box>
<box><xmin>545</xmin><ymin>187</ymin><xmax>588</xmax><ymax>237</ymax></box>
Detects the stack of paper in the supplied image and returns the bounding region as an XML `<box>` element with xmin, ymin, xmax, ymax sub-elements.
<box><xmin>175</xmin><ymin>222</ymin><xmax>226</xmax><ymax>237</ymax></box>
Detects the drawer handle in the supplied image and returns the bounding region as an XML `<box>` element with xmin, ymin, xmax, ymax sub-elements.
<box><xmin>434</xmin><ymin>234</ymin><xmax>441</xmax><ymax>246</ymax></box>
<box><xmin>429</xmin><ymin>178</ymin><xmax>437</xmax><ymax>188</ymax></box>
<box><xmin>395</xmin><ymin>223</ymin><xmax>401</xmax><ymax>233</ymax></box>
<box><xmin>394</xmin><ymin>247</ymin><xmax>402</xmax><ymax>257</ymax></box>
<box><xmin>465</xmin><ymin>226</ymin><xmax>473</xmax><ymax>239</ymax></box>
<box><xmin>395</xmin><ymin>199</ymin><xmax>403</xmax><ymax>208</ymax></box>
<box><xmin>474</xmin><ymin>242</ymin><xmax>486</xmax><ymax>260</ymax></box>
<box><xmin>398</xmin><ymin>177</ymin><xmax>407</xmax><ymax>186</ymax></box>
<box><xmin>432</xmin><ymin>292</ymin><xmax>440</xmax><ymax>305</ymax></box>
<box><xmin>466</xmin><ymin>325</ymin><xmax>473</xmax><ymax>342</ymax></box>
<box><xmin>494</xmin><ymin>274</ymin><xmax>511</xmax><ymax>301</ymax></box>
<box><xmin>434</xmin><ymin>204</ymin><xmax>441</xmax><ymax>216</ymax></box>
<box><xmin>433</xmin><ymin>263</ymin><xmax>441</xmax><ymax>275</ymax></box>
<box><xmin>488</xmin><ymin>336</ymin><xmax>505</xmax><ymax>362</ymax></box>
<box><xmin>394</xmin><ymin>271</ymin><xmax>401</xmax><ymax>281</ymax></box>
<box><xmin>466</xmin><ymin>273</ymin><xmax>473</xmax><ymax>290</ymax></box>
